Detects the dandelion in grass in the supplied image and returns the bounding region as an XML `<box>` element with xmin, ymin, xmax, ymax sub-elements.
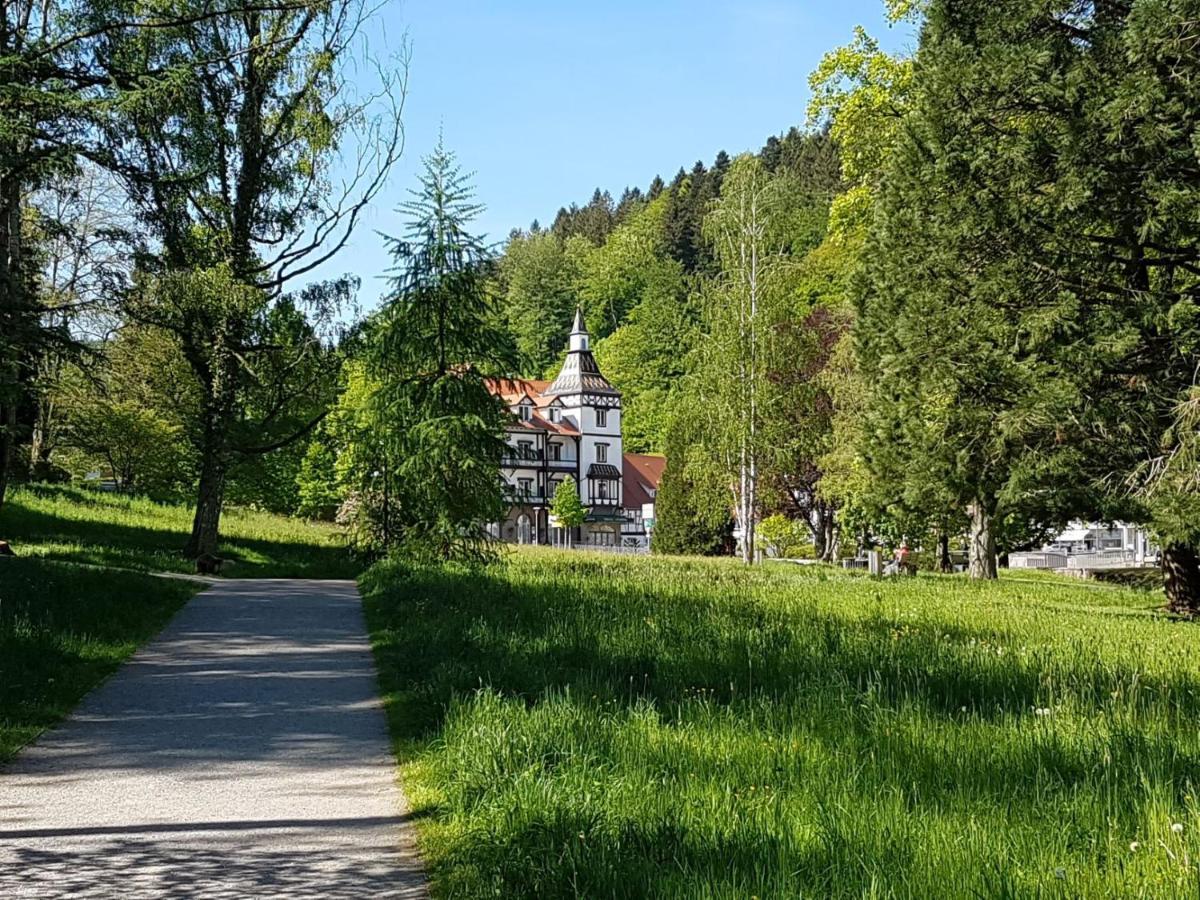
<box><xmin>1171</xmin><ymin>822</ymin><xmax>1184</xmax><ymax>834</ymax></box>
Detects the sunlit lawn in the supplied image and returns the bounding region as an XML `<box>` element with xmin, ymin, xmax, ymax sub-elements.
<box><xmin>363</xmin><ymin>548</ymin><xmax>1199</xmax><ymax>898</ymax></box>
<box><xmin>1</xmin><ymin>483</ymin><xmax>359</xmax><ymax>578</ymax></box>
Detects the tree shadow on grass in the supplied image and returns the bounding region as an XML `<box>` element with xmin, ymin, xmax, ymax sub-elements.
<box><xmin>366</xmin><ymin>562</ymin><xmax>1200</xmax><ymax>735</ymax></box>
<box><xmin>1</xmin><ymin>495</ymin><xmax>358</xmax><ymax>578</ymax></box>
<box><xmin>0</xmin><ymin>558</ymin><xmax>199</xmax><ymax>763</ymax></box>
<box><xmin>362</xmin><ymin>560</ymin><xmax>1200</xmax><ymax>896</ymax></box>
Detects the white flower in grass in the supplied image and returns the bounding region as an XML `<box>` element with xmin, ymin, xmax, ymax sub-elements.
<box><xmin>1171</xmin><ymin>822</ymin><xmax>1184</xmax><ymax>835</ymax></box>
<box><xmin>1034</xmin><ymin>707</ymin><xmax>1052</xmax><ymax>717</ymax></box>
<box><xmin>1129</xmin><ymin>841</ymin><xmax>1139</xmax><ymax>852</ymax></box>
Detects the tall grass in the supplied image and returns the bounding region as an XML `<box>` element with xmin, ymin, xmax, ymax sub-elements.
<box><xmin>1</xmin><ymin>483</ymin><xmax>359</xmax><ymax>578</ymax></box>
<box><xmin>363</xmin><ymin>549</ymin><xmax>1200</xmax><ymax>898</ymax></box>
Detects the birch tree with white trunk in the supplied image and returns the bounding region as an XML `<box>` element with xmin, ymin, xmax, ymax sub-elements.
<box><xmin>694</xmin><ymin>155</ymin><xmax>791</xmax><ymax>565</ymax></box>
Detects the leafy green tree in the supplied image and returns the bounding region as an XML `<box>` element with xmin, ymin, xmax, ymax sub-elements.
<box><xmin>497</xmin><ymin>230</ymin><xmax>584</xmax><ymax>375</ymax></box>
<box><xmin>808</xmin><ymin>22</ymin><xmax>914</xmax><ymax>241</ymax></box>
<box><xmin>367</xmin><ymin>139</ymin><xmax>514</xmax><ymax>561</ymax></box>
<box><xmin>686</xmin><ymin>155</ymin><xmax>795</xmax><ymax>564</ymax></box>
<box><xmin>757</xmin><ymin>513</ymin><xmax>811</xmax><ymax>559</ymax></box>
<box><xmin>576</xmin><ymin>195</ymin><xmax>682</xmax><ymax>340</ymax></box>
<box><xmin>593</xmin><ymin>274</ymin><xmax>697</xmax><ymax>454</ymax></box>
<box><xmin>855</xmin><ymin>0</ymin><xmax>1124</xmax><ymax>579</ymax></box>
<box><xmin>100</xmin><ymin>0</ymin><xmax>403</xmax><ymax>558</ymax></box>
<box><xmin>653</xmin><ymin>404</ymin><xmax>734</xmax><ymax>557</ymax></box>
<box><xmin>295</xmin><ymin>358</ymin><xmax>380</xmax><ymax>521</ymax></box>
<box><xmin>550</xmin><ymin>477</ymin><xmax>586</xmax><ymax>546</ymax></box>
<box><xmin>53</xmin><ymin>325</ymin><xmax>199</xmax><ymax>497</ymax></box>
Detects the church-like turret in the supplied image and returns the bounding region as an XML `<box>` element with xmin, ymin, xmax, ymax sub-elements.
<box><xmin>543</xmin><ymin>309</ymin><xmax>620</xmax><ymax>401</ymax></box>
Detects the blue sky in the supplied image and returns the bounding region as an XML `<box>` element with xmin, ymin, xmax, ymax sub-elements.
<box><xmin>319</xmin><ymin>1</ymin><xmax>914</xmax><ymax>309</ymax></box>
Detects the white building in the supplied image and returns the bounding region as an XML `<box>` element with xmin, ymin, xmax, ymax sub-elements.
<box><xmin>1009</xmin><ymin>521</ymin><xmax>1157</xmax><ymax>570</ymax></box>
<box><xmin>487</xmin><ymin>310</ymin><xmax>629</xmax><ymax>547</ymax></box>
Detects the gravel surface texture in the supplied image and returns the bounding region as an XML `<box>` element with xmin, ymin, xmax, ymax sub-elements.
<box><xmin>0</xmin><ymin>579</ymin><xmax>427</xmax><ymax>899</ymax></box>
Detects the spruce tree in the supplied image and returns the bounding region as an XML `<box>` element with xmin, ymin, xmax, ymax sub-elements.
<box><xmin>369</xmin><ymin>139</ymin><xmax>514</xmax><ymax>561</ymax></box>
<box><xmin>856</xmin><ymin>0</ymin><xmax>1097</xmax><ymax>579</ymax></box>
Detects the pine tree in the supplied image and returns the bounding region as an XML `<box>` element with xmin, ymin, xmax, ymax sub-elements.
<box><xmin>369</xmin><ymin>138</ymin><xmax>514</xmax><ymax>561</ymax></box>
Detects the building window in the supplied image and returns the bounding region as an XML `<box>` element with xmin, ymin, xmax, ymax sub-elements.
<box><xmin>518</xmin><ymin>478</ymin><xmax>533</xmax><ymax>498</ymax></box>
<box><xmin>549</xmin><ymin>407</ymin><xmax>560</xmax><ymax>422</ymax></box>
<box><xmin>596</xmin><ymin>408</ymin><xmax>607</xmax><ymax>427</ymax></box>
<box><xmin>599</xmin><ymin>481</ymin><xmax>608</xmax><ymax>500</ymax></box>
<box><xmin>518</xmin><ymin>403</ymin><xmax>532</xmax><ymax>421</ymax></box>
<box><xmin>549</xmin><ymin>443</ymin><xmax>561</xmax><ymax>461</ymax></box>
<box><xmin>596</xmin><ymin>443</ymin><xmax>608</xmax><ymax>463</ymax></box>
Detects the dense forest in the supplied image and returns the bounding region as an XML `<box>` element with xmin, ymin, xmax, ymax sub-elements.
<box><xmin>3</xmin><ymin>0</ymin><xmax>1200</xmax><ymax>611</ymax></box>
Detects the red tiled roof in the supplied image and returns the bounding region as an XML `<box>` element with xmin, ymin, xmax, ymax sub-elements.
<box><xmin>484</xmin><ymin>377</ymin><xmax>552</xmax><ymax>405</ymax></box>
<box><xmin>530</xmin><ymin>412</ymin><xmax>579</xmax><ymax>436</ymax></box>
<box><xmin>623</xmin><ymin>453</ymin><xmax>665</xmax><ymax>511</ymax></box>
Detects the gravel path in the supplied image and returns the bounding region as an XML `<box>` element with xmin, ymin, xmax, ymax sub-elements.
<box><xmin>0</xmin><ymin>579</ymin><xmax>427</xmax><ymax>899</ymax></box>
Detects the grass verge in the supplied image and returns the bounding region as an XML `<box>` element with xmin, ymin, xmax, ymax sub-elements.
<box><xmin>363</xmin><ymin>547</ymin><xmax>1199</xmax><ymax>899</ymax></box>
<box><xmin>1</xmin><ymin>483</ymin><xmax>359</xmax><ymax>578</ymax></box>
<box><xmin>0</xmin><ymin>557</ymin><xmax>199</xmax><ymax>762</ymax></box>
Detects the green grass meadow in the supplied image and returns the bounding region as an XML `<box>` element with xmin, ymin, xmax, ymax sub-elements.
<box><xmin>362</xmin><ymin>549</ymin><xmax>1200</xmax><ymax>898</ymax></box>
<box><xmin>1</xmin><ymin>483</ymin><xmax>358</xmax><ymax>578</ymax></box>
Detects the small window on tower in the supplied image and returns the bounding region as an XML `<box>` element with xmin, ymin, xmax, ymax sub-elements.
<box><xmin>596</xmin><ymin>408</ymin><xmax>607</xmax><ymax>427</ymax></box>
<box><xmin>597</xmin><ymin>443</ymin><xmax>608</xmax><ymax>463</ymax></box>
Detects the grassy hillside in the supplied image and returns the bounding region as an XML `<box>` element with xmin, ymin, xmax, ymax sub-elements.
<box><xmin>362</xmin><ymin>549</ymin><xmax>1199</xmax><ymax>898</ymax></box>
<box><xmin>1</xmin><ymin>484</ymin><xmax>358</xmax><ymax>578</ymax></box>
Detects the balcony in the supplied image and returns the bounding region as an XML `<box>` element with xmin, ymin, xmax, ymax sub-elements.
<box><xmin>501</xmin><ymin>448</ymin><xmax>542</xmax><ymax>466</ymax></box>
<box><xmin>504</xmin><ymin>488</ymin><xmax>548</xmax><ymax>506</ymax></box>
<box><xmin>500</xmin><ymin>447</ymin><xmax>578</xmax><ymax>469</ymax></box>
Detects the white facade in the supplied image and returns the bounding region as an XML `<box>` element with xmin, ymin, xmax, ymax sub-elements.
<box><xmin>489</xmin><ymin>310</ymin><xmax>626</xmax><ymax>546</ymax></box>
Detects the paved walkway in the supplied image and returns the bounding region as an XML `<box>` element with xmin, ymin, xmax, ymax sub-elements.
<box><xmin>0</xmin><ymin>579</ymin><xmax>427</xmax><ymax>898</ymax></box>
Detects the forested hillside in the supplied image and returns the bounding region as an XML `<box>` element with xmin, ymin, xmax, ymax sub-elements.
<box><xmin>492</xmin><ymin>126</ymin><xmax>842</xmax><ymax>454</ymax></box>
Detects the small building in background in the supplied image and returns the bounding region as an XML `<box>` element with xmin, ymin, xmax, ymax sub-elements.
<box><xmin>1009</xmin><ymin>521</ymin><xmax>1156</xmax><ymax>571</ymax></box>
<box><xmin>621</xmin><ymin>452</ymin><xmax>665</xmax><ymax>551</ymax></box>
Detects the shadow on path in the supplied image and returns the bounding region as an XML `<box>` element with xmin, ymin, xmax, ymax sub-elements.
<box><xmin>0</xmin><ymin>579</ymin><xmax>426</xmax><ymax>899</ymax></box>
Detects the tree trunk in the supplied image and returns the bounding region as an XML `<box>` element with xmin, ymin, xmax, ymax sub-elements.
<box><xmin>186</xmin><ymin>454</ymin><xmax>227</xmax><ymax>559</ymax></box>
<box><xmin>966</xmin><ymin>498</ymin><xmax>998</xmax><ymax>580</ymax></box>
<box><xmin>937</xmin><ymin>530</ymin><xmax>952</xmax><ymax>573</ymax></box>
<box><xmin>0</xmin><ymin>171</ymin><xmax>22</xmax><ymax>517</ymax></box>
<box><xmin>821</xmin><ymin>508</ymin><xmax>836</xmax><ymax>562</ymax></box>
<box><xmin>811</xmin><ymin>508</ymin><xmax>827</xmax><ymax>560</ymax></box>
<box><xmin>1162</xmin><ymin>543</ymin><xmax>1200</xmax><ymax>617</ymax></box>
<box><xmin>0</xmin><ymin>401</ymin><xmax>14</xmax><ymax>514</ymax></box>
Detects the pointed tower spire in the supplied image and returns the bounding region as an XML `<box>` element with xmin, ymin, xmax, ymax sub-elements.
<box><xmin>569</xmin><ymin>307</ymin><xmax>588</xmax><ymax>352</ymax></box>
<box><xmin>544</xmin><ymin>307</ymin><xmax>618</xmax><ymax>399</ymax></box>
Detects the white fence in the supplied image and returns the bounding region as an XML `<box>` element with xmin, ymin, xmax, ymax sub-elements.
<box><xmin>1009</xmin><ymin>552</ymin><xmax>1068</xmax><ymax>570</ymax></box>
